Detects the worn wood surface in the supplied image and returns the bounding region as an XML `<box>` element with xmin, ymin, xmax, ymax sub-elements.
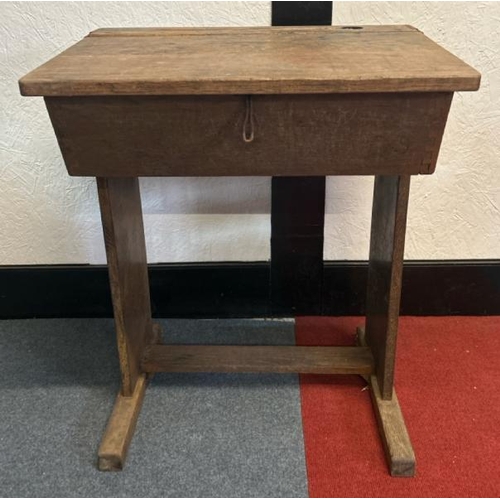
<box><xmin>370</xmin><ymin>375</ymin><xmax>416</xmax><ymax>477</ymax></box>
<box><xmin>45</xmin><ymin>93</ymin><xmax>452</xmax><ymax>177</ymax></box>
<box><xmin>356</xmin><ymin>326</ymin><xmax>416</xmax><ymax>476</ymax></box>
<box><xmin>141</xmin><ymin>345</ymin><xmax>374</xmax><ymax>375</ymax></box>
<box><xmin>365</xmin><ymin>176</ymin><xmax>411</xmax><ymax>400</ymax></box>
<box><xmin>19</xmin><ymin>26</ymin><xmax>480</xmax><ymax>96</ymax></box>
<box><xmin>97</xmin><ymin>177</ymin><xmax>154</xmax><ymax>396</ymax></box>
<box><xmin>92</xmin><ymin>26</ymin><xmax>410</xmax><ymax>37</ymax></box>
<box><xmin>98</xmin><ymin>373</ymin><xmax>147</xmax><ymax>472</ymax></box>
<box><xmin>151</xmin><ymin>322</ymin><xmax>163</xmax><ymax>345</ymax></box>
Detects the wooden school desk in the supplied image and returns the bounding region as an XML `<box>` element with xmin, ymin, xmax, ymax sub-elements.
<box><xmin>19</xmin><ymin>26</ymin><xmax>480</xmax><ymax>476</ymax></box>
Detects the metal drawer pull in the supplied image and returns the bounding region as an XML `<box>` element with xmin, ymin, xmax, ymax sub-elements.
<box><xmin>242</xmin><ymin>95</ymin><xmax>254</xmax><ymax>143</ymax></box>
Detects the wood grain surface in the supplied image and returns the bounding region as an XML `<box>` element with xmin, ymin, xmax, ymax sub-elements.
<box><xmin>365</xmin><ymin>176</ymin><xmax>411</xmax><ymax>400</ymax></box>
<box><xmin>369</xmin><ymin>374</ymin><xmax>416</xmax><ymax>477</ymax></box>
<box><xmin>97</xmin><ymin>373</ymin><xmax>147</xmax><ymax>472</ymax></box>
<box><xmin>45</xmin><ymin>93</ymin><xmax>452</xmax><ymax>177</ymax></box>
<box><xmin>97</xmin><ymin>177</ymin><xmax>154</xmax><ymax>396</ymax></box>
<box><xmin>141</xmin><ymin>345</ymin><xmax>374</xmax><ymax>375</ymax></box>
<box><xmin>356</xmin><ymin>326</ymin><xmax>416</xmax><ymax>477</ymax></box>
<box><xmin>20</xmin><ymin>26</ymin><xmax>480</xmax><ymax>96</ymax></box>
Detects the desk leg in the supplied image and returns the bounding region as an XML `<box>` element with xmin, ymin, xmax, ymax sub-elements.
<box><xmin>361</xmin><ymin>175</ymin><xmax>415</xmax><ymax>476</ymax></box>
<box><xmin>96</xmin><ymin>177</ymin><xmax>158</xmax><ymax>471</ymax></box>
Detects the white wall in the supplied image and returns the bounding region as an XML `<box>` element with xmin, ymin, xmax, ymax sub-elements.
<box><xmin>1</xmin><ymin>1</ymin><xmax>498</xmax><ymax>265</ymax></box>
<box><xmin>332</xmin><ymin>1</ymin><xmax>500</xmax><ymax>261</ymax></box>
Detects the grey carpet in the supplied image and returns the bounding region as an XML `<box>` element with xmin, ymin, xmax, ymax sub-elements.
<box><xmin>0</xmin><ymin>318</ymin><xmax>308</xmax><ymax>497</ymax></box>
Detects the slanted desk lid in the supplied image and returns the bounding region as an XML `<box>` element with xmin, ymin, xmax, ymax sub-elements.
<box><xmin>19</xmin><ymin>25</ymin><xmax>480</xmax><ymax>96</ymax></box>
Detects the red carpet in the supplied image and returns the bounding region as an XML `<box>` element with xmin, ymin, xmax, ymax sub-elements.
<box><xmin>296</xmin><ymin>317</ymin><xmax>500</xmax><ymax>497</ymax></box>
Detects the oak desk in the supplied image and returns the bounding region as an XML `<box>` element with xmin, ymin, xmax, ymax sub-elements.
<box><xmin>20</xmin><ymin>26</ymin><xmax>480</xmax><ymax>476</ymax></box>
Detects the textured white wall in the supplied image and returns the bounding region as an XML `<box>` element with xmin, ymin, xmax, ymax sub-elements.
<box><xmin>331</xmin><ymin>1</ymin><xmax>500</xmax><ymax>260</ymax></box>
<box><xmin>0</xmin><ymin>1</ymin><xmax>498</xmax><ymax>265</ymax></box>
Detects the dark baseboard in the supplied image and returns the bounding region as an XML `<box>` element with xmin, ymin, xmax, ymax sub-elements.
<box><xmin>1</xmin><ymin>261</ymin><xmax>499</xmax><ymax>319</ymax></box>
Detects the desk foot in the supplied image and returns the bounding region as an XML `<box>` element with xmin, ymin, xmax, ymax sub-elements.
<box><xmin>98</xmin><ymin>373</ymin><xmax>148</xmax><ymax>472</ymax></box>
<box><xmin>369</xmin><ymin>374</ymin><xmax>415</xmax><ymax>477</ymax></box>
<box><xmin>356</xmin><ymin>326</ymin><xmax>416</xmax><ymax>477</ymax></box>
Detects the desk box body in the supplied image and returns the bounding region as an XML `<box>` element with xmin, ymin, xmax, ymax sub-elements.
<box><xmin>45</xmin><ymin>93</ymin><xmax>453</xmax><ymax>177</ymax></box>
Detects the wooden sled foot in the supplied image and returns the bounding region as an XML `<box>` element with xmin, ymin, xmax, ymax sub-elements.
<box><xmin>98</xmin><ymin>373</ymin><xmax>148</xmax><ymax>471</ymax></box>
<box><xmin>356</xmin><ymin>326</ymin><xmax>416</xmax><ymax>477</ymax></box>
<box><xmin>370</xmin><ymin>374</ymin><xmax>416</xmax><ymax>477</ymax></box>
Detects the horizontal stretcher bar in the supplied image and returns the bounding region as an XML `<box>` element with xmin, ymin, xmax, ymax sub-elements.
<box><xmin>141</xmin><ymin>345</ymin><xmax>374</xmax><ymax>375</ymax></box>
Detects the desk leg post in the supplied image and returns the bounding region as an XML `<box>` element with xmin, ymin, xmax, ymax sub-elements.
<box><xmin>96</xmin><ymin>177</ymin><xmax>155</xmax><ymax>471</ymax></box>
<box><xmin>361</xmin><ymin>175</ymin><xmax>415</xmax><ymax>477</ymax></box>
<box><xmin>365</xmin><ymin>175</ymin><xmax>410</xmax><ymax>399</ymax></box>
